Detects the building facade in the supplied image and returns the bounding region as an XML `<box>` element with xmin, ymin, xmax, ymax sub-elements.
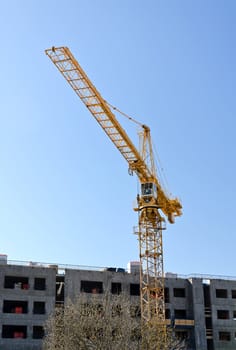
<box><xmin>0</xmin><ymin>258</ymin><xmax>236</xmax><ymax>349</ymax></box>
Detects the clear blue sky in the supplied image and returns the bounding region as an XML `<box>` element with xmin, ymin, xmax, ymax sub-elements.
<box><xmin>0</xmin><ymin>1</ymin><xmax>235</xmax><ymax>276</ymax></box>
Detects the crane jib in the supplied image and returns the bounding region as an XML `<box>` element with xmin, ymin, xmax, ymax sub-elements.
<box><xmin>45</xmin><ymin>46</ymin><xmax>182</xmax><ymax>222</ymax></box>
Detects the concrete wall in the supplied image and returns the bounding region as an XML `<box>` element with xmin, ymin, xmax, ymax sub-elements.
<box><xmin>0</xmin><ymin>264</ymin><xmax>56</xmax><ymax>350</ymax></box>
<box><xmin>65</xmin><ymin>268</ymin><xmax>140</xmax><ymax>300</ymax></box>
<box><xmin>209</xmin><ymin>279</ymin><xmax>236</xmax><ymax>350</ymax></box>
<box><xmin>1</xmin><ymin>262</ymin><xmax>236</xmax><ymax>350</ymax></box>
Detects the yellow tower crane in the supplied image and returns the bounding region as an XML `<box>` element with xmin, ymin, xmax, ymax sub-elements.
<box><xmin>45</xmin><ymin>46</ymin><xmax>182</xmax><ymax>347</ymax></box>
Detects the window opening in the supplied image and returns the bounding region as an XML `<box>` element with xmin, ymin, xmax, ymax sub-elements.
<box><xmin>111</xmin><ymin>282</ymin><xmax>122</xmax><ymax>295</ymax></box>
<box><xmin>34</xmin><ymin>278</ymin><xmax>46</xmax><ymax>290</ymax></box>
<box><xmin>3</xmin><ymin>300</ymin><xmax>28</xmax><ymax>314</ymax></box>
<box><xmin>4</xmin><ymin>276</ymin><xmax>29</xmax><ymax>289</ymax></box>
<box><xmin>216</xmin><ymin>289</ymin><xmax>227</xmax><ymax>298</ymax></box>
<box><xmin>165</xmin><ymin>309</ymin><xmax>170</xmax><ymax>319</ymax></box>
<box><xmin>141</xmin><ymin>182</ymin><xmax>157</xmax><ymax>197</ymax></box>
<box><xmin>165</xmin><ymin>288</ymin><xmax>170</xmax><ymax>303</ymax></box>
<box><xmin>130</xmin><ymin>283</ymin><xmax>140</xmax><ymax>296</ymax></box>
<box><xmin>232</xmin><ymin>290</ymin><xmax>236</xmax><ymax>298</ymax></box>
<box><xmin>2</xmin><ymin>325</ymin><xmax>27</xmax><ymax>338</ymax></box>
<box><xmin>174</xmin><ymin>309</ymin><xmax>187</xmax><ymax>319</ymax></box>
<box><xmin>33</xmin><ymin>326</ymin><xmax>44</xmax><ymax>339</ymax></box>
<box><xmin>33</xmin><ymin>302</ymin><xmax>45</xmax><ymax>314</ymax></box>
<box><xmin>80</xmin><ymin>280</ymin><xmax>103</xmax><ymax>294</ymax></box>
<box><xmin>217</xmin><ymin>310</ymin><xmax>229</xmax><ymax>319</ymax></box>
<box><xmin>219</xmin><ymin>331</ymin><xmax>231</xmax><ymax>341</ymax></box>
<box><xmin>174</xmin><ymin>288</ymin><xmax>186</xmax><ymax>298</ymax></box>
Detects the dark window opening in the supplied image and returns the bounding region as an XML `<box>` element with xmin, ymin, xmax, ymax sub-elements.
<box><xmin>3</xmin><ymin>300</ymin><xmax>28</xmax><ymax>314</ymax></box>
<box><xmin>165</xmin><ymin>309</ymin><xmax>170</xmax><ymax>319</ymax></box>
<box><xmin>33</xmin><ymin>302</ymin><xmax>45</xmax><ymax>314</ymax></box>
<box><xmin>174</xmin><ymin>288</ymin><xmax>186</xmax><ymax>298</ymax></box>
<box><xmin>233</xmin><ymin>310</ymin><xmax>236</xmax><ymax>319</ymax></box>
<box><xmin>111</xmin><ymin>282</ymin><xmax>122</xmax><ymax>295</ymax></box>
<box><xmin>33</xmin><ymin>326</ymin><xmax>44</xmax><ymax>339</ymax></box>
<box><xmin>217</xmin><ymin>310</ymin><xmax>229</xmax><ymax>319</ymax></box>
<box><xmin>232</xmin><ymin>290</ymin><xmax>236</xmax><ymax>298</ymax></box>
<box><xmin>2</xmin><ymin>325</ymin><xmax>27</xmax><ymax>338</ymax></box>
<box><xmin>81</xmin><ymin>280</ymin><xmax>103</xmax><ymax>294</ymax></box>
<box><xmin>130</xmin><ymin>283</ymin><xmax>140</xmax><ymax>296</ymax></box>
<box><xmin>165</xmin><ymin>288</ymin><xmax>169</xmax><ymax>303</ymax></box>
<box><xmin>4</xmin><ymin>276</ymin><xmax>29</xmax><ymax>290</ymax></box>
<box><xmin>56</xmin><ymin>276</ymin><xmax>64</xmax><ymax>304</ymax></box>
<box><xmin>34</xmin><ymin>278</ymin><xmax>46</xmax><ymax>291</ymax></box>
<box><xmin>219</xmin><ymin>331</ymin><xmax>231</xmax><ymax>341</ymax></box>
<box><xmin>175</xmin><ymin>309</ymin><xmax>187</xmax><ymax>319</ymax></box>
<box><xmin>141</xmin><ymin>182</ymin><xmax>156</xmax><ymax>197</ymax></box>
<box><xmin>216</xmin><ymin>289</ymin><xmax>227</xmax><ymax>298</ymax></box>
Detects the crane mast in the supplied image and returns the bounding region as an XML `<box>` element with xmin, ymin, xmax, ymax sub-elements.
<box><xmin>45</xmin><ymin>46</ymin><xmax>182</xmax><ymax>347</ymax></box>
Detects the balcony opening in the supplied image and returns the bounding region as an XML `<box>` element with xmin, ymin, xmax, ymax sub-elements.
<box><xmin>34</xmin><ymin>278</ymin><xmax>46</xmax><ymax>291</ymax></box>
<box><xmin>111</xmin><ymin>282</ymin><xmax>122</xmax><ymax>295</ymax></box>
<box><xmin>33</xmin><ymin>302</ymin><xmax>46</xmax><ymax>314</ymax></box>
<box><xmin>3</xmin><ymin>300</ymin><xmax>28</xmax><ymax>314</ymax></box>
<box><xmin>130</xmin><ymin>283</ymin><xmax>140</xmax><ymax>296</ymax></box>
<box><xmin>56</xmin><ymin>275</ymin><xmax>64</xmax><ymax>304</ymax></box>
<box><xmin>174</xmin><ymin>288</ymin><xmax>186</xmax><ymax>298</ymax></box>
<box><xmin>2</xmin><ymin>325</ymin><xmax>27</xmax><ymax>338</ymax></box>
<box><xmin>205</xmin><ymin>317</ymin><xmax>212</xmax><ymax>328</ymax></box>
<box><xmin>33</xmin><ymin>326</ymin><xmax>44</xmax><ymax>339</ymax></box>
<box><xmin>4</xmin><ymin>276</ymin><xmax>29</xmax><ymax>290</ymax></box>
<box><xmin>80</xmin><ymin>280</ymin><xmax>103</xmax><ymax>294</ymax></box>
<box><xmin>203</xmin><ymin>284</ymin><xmax>211</xmax><ymax>307</ymax></box>
<box><xmin>207</xmin><ymin>339</ymin><xmax>214</xmax><ymax>350</ymax></box>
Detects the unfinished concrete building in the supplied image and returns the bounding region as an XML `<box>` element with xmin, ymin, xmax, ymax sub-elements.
<box><xmin>0</xmin><ymin>256</ymin><xmax>236</xmax><ymax>350</ymax></box>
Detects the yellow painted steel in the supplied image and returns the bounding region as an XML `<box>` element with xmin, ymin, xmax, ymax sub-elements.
<box><xmin>45</xmin><ymin>46</ymin><xmax>182</xmax><ymax>347</ymax></box>
<box><xmin>45</xmin><ymin>46</ymin><xmax>182</xmax><ymax>224</ymax></box>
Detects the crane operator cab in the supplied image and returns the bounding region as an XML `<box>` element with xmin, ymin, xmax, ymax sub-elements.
<box><xmin>141</xmin><ymin>182</ymin><xmax>157</xmax><ymax>202</ymax></box>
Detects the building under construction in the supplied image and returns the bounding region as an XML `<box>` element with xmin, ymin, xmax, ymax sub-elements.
<box><xmin>0</xmin><ymin>256</ymin><xmax>236</xmax><ymax>350</ymax></box>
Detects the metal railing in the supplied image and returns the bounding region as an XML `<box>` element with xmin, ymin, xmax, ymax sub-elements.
<box><xmin>2</xmin><ymin>260</ymin><xmax>236</xmax><ymax>281</ymax></box>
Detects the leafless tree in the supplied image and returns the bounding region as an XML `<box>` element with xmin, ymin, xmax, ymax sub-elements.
<box><xmin>43</xmin><ymin>293</ymin><xmax>141</xmax><ymax>350</ymax></box>
<box><xmin>43</xmin><ymin>293</ymin><xmax>187</xmax><ymax>350</ymax></box>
